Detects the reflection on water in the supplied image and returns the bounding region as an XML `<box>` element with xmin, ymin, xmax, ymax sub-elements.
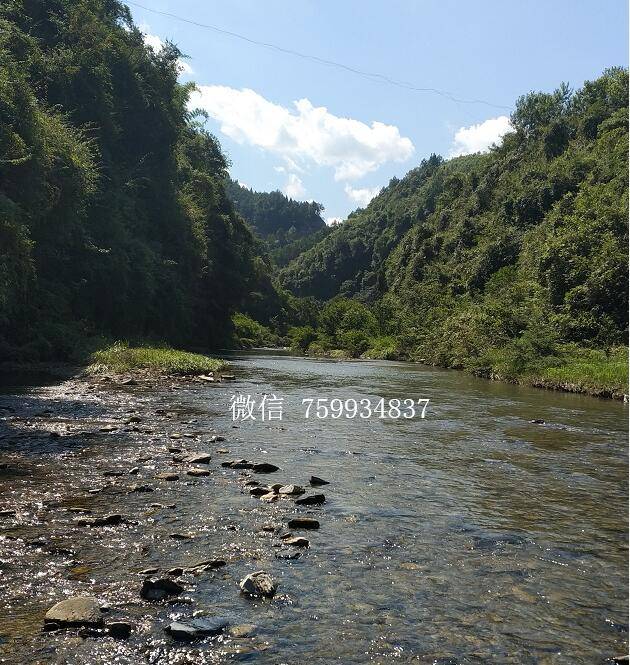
<box><xmin>0</xmin><ymin>351</ymin><xmax>627</xmax><ymax>664</ymax></box>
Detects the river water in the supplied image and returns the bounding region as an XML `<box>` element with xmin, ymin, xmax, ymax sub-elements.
<box><xmin>0</xmin><ymin>351</ymin><xmax>627</xmax><ymax>664</ymax></box>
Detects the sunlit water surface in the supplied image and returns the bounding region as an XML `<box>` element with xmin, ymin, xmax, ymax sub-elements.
<box><xmin>0</xmin><ymin>352</ymin><xmax>627</xmax><ymax>664</ymax></box>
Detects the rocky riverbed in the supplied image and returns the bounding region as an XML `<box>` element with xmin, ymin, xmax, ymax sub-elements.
<box><xmin>0</xmin><ymin>352</ymin><xmax>628</xmax><ymax>664</ymax></box>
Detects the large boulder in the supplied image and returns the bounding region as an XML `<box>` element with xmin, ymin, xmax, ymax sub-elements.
<box><xmin>44</xmin><ymin>597</ymin><xmax>103</xmax><ymax>627</ymax></box>
<box><xmin>239</xmin><ymin>571</ymin><xmax>277</xmax><ymax>598</ymax></box>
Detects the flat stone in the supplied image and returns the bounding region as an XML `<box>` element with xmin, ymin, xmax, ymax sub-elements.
<box><xmin>183</xmin><ymin>453</ymin><xmax>211</xmax><ymax>464</ymax></box>
<box><xmin>165</xmin><ymin>616</ymin><xmax>230</xmax><ymax>641</ymax></box>
<box><xmin>167</xmin><ymin>567</ymin><xmax>184</xmax><ymax>576</ymax></box>
<box><xmin>295</xmin><ymin>494</ymin><xmax>325</xmax><ymax>506</ymax></box>
<box><xmin>310</xmin><ymin>476</ymin><xmax>330</xmax><ymax>486</ymax></box>
<box><xmin>287</xmin><ymin>517</ymin><xmax>320</xmax><ymax>530</ymax></box>
<box><xmin>138</xmin><ymin>567</ymin><xmax>159</xmax><ymax>575</ymax></box>
<box><xmin>249</xmin><ymin>487</ymin><xmax>269</xmax><ymax>497</ymax></box>
<box><xmin>155</xmin><ymin>473</ymin><xmax>179</xmax><ymax>481</ymax></box>
<box><xmin>278</xmin><ymin>484</ymin><xmax>305</xmax><ymax>495</ymax></box>
<box><xmin>186</xmin><ymin>468</ymin><xmax>210</xmax><ymax>477</ymax></box>
<box><xmin>130</xmin><ymin>484</ymin><xmax>154</xmax><ymax>492</ymax></box>
<box><xmin>140</xmin><ymin>578</ymin><xmax>184</xmax><ymax>601</ymax></box>
<box><xmin>259</xmin><ymin>491</ymin><xmax>278</xmax><ymax>503</ymax></box>
<box><xmin>283</xmin><ymin>536</ymin><xmax>309</xmax><ymax>547</ymax></box>
<box><xmin>169</xmin><ymin>533</ymin><xmax>192</xmax><ymax>540</ymax></box>
<box><xmin>252</xmin><ymin>462</ymin><xmax>279</xmax><ymax>473</ymax></box>
<box><xmin>44</xmin><ymin>597</ymin><xmax>103</xmax><ymax>627</ymax></box>
<box><xmin>222</xmin><ymin>459</ymin><xmax>253</xmax><ymax>469</ymax></box>
<box><xmin>240</xmin><ymin>571</ymin><xmax>277</xmax><ymax>598</ymax></box>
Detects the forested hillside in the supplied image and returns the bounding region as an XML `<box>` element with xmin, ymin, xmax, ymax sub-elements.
<box><xmin>279</xmin><ymin>69</ymin><xmax>628</xmax><ymax>391</ymax></box>
<box><xmin>0</xmin><ymin>0</ymin><xmax>265</xmax><ymax>360</ymax></box>
<box><xmin>225</xmin><ymin>179</ymin><xmax>329</xmax><ymax>265</ymax></box>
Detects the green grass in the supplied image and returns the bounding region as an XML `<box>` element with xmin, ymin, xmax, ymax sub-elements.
<box><xmin>538</xmin><ymin>346</ymin><xmax>628</xmax><ymax>396</ymax></box>
<box><xmin>86</xmin><ymin>342</ymin><xmax>226</xmax><ymax>375</ymax></box>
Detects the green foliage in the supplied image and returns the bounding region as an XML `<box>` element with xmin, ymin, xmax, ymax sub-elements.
<box><xmin>279</xmin><ymin>69</ymin><xmax>628</xmax><ymax>392</ymax></box>
<box><xmin>231</xmin><ymin>312</ymin><xmax>280</xmax><ymax>348</ymax></box>
<box><xmin>87</xmin><ymin>342</ymin><xmax>225</xmax><ymax>375</ymax></box>
<box><xmin>0</xmin><ymin>0</ymin><xmax>266</xmax><ymax>360</ymax></box>
<box><xmin>225</xmin><ymin>179</ymin><xmax>327</xmax><ymax>262</ymax></box>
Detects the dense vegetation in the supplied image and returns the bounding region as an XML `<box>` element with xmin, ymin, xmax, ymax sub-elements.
<box><xmin>225</xmin><ymin>179</ymin><xmax>329</xmax><ymax>265</ymax></box>
<box><xmin>0</xmin><ymin>0</ymin><xmax>265</xmax><ymax>361</ymax></box>
<box><xmin>279</xmin><ymin>70</ymin><xmax>629</xmax><ymax>395</ymax></box>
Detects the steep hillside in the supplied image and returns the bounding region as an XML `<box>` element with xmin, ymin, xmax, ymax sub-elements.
<box><xmin>0</xmin><ymin>0</ymin><xmax>265</xmax><ymax>359</ymax></box>
<box><xmin>280</xmin><ymin>69</ymin><xmax>628</xmax><ymax>389</ymax></box>
<box><xmin>225</xmin><ymin>179</ymin><xmax>328</xmax><ymax>264</ymax></box>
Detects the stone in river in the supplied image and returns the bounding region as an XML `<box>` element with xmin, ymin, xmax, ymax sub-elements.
<box><xmin>295</xmin><ymin>494</ymin><xmax>325</xmax><ymax>506</ymax></box>
<box><xmin>250</xmin><ymin>487</ymin><xmax>269</xmax><ymax>497</ymax></box>
<box><xmin>239</xmin><ymin>571</ymin><xmax>277</xmax><ymax>598</ymax></box>
<box><xmin>107</xmin><ymin>621</ymin><xmax>132</xmax><ymax>639</ymax></box>
<box><xmin>183</xmin><ymin>453</ymin><xmax>211</xmax><ymax>464</ymax></box>
<box><xmin>155</xmin><ymin>472</ymin><xmax>179</xmax><ymax>481</ymax></box>
<box><xmin>530</xmin><ymin>418</ymin><xmax>545</xmax><ymax>424</ymax></box>
<box><xmin>222</xmin><ymin>459</ymin><xmax>253</xmax><ymax>469</ymax></box>
<box><xmin>278</xmin><ymin>484</ymin><xmax>305</xmax><ymax>495</ymax></box>
<box><xmin>169</xmin><ymin>532</ymin><xmax>192</xmax><ymax>540</ymax></box>
<box><xmin>259</xmin><ymin>491</ymin><xmax>279</xmax><ymax>503</ymax></box>
<box><xmin>44</xmin><ymin>597</ymin><xmax>103</xmax><ymax>627</ymax></box>
<box><xmin>252</xmin><ymin>462</ymin><xmax>279</xmax><ymax>473</ymax></box>
<box><xmin>167</xmin><ymin>567</ymin><xmax>184</xmax><ymax>576</ymax></box>
<box><xmin>283</xmin><ymin>536</ymin><xmax>309</xmax><ymax>547</ymax></box>
<box><xmin>168</xmin><ymin>447</ymin><xmax>182</xmax><ymax>453</ymax></box>
<box><xmin>229</xmin><ymin>623</ymin><xmax>258</xmax><ymax>638</ymax></box>
<box><xmin>103</xmin><ymin>470</ymin><xmax>124</xmax><ymax>477</ymax></box>
<box><xmin>268</xmin><ymin>483</ymin><xmax>283</xmax><ymax>492</ymax></box>
<box><xmin>287</xmin><ymin>517</ymin><xmax>320</xmax><ymax>530</ymax></box>
<box><xmin>130</xmin><ymin>484</ymin><xmax>154</xmax><ymax>492</ymax></box>
<box><xmin>129</xmin><ymin>466</ymin><xmax>139</xmax><ymax>475</ymax></box>
<box><xmin>138</xmin><ymin>567</ymin><xmax>159</xmax><ymax>575</ymax></box>
<box><xmin>140</xmin><ymin>578</ymin><xmax>184</xmax><ymax>601</ymax></box>
<box><xmin>186</xmin><ymin>468</ymin><xmax>210</xmax><ymax>477</ymax></box>
<box><xmin>310</xmin><ymin>476</ymin><xmax>330</xmax><ymax>486</ymax></box>
<box><xmin>165</xmin><ymin>616</ymin><xmax>230</xmax><ymax>641</ymax></box>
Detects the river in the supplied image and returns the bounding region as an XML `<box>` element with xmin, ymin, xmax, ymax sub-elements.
<box><xmin>0</xmin><ymin>351</ymin><xmax>627</xmax><ymax>664</ymax></box>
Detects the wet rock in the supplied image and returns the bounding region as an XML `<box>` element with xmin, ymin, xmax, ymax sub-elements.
<box><xmin>278</xmin><ymin>484</ymin><xmax>305</xmax><ymax>495</ymax></box>
<box><xmin>259</xmin><ymin>491</ymin><xmax>279</xmax><ymax>503</ymax></box>
<box><xmin>183</xmin><ymin>453</ymin><xmax>211</xmax><ymax>464</ymax></box>
<box><xmin>216</xmin><ymin>448</ymin><xmax>229</xmax><ymax>454</ymax></box>
<box><xmin>260</xmin><ymin>524</ymin><xmax>277</xmax><ymax>532</ymax></box>
<box><xmin>140</xmin><ymin>578</ymin><xmax>184</xmax><ymax>601</ymax></box>
<box><xmin>222</xmin><ymin>459</ymin><xmax>253</xmax><ymax>469</ymax></box>
<box><xmin>107</xmin><ymin>621</ymin><xmax>132</xmax><ymax>639</ymax></box>
<box><xmin>44</xmin><ymin>597</ymin><xmax>103</xmax><ymax>627</ymax></box>
<box><xmin>269</xmin><ymin>483</ymin><xmax>283</xmax><ymax>492</ymax></box>
<box><xmin>610</xmin><ymin>657</ymin><xmax>629</xmax><ymax>665</ymax></box>
<box><xmin>169</xmin><ymin>532</ymin><xmax>192</xmax><ymax>540</ymax></box>
<box><xmin>221</xmin><ymin>374</ymin><xmax>236</xmax><ymax>381</ymax></box>
<box><xmin>283</xmin><ymin>536</ymin><xmax>309</xmax><ymax>547</ymax></box>
<box><xmin>103</xmin><ymin>470</ymin><xmax>124</xmax><ymax>477</ymax></box>
<box><xmin>229</xmin><ymin>624</ymin><xmax>258</xmax><ymax>638</ymax></box>
<box><xmin>244</xmin><ymin>480</ymin><xmax>259</xmax><ymax>486</ymax></box>
<box><xmin>295</xmin><ymin>494</ymin><xmax>325</xmax><ymax>506</ymax></box>
<box><xmin>239</xmin><ymin>571</ymin><xmax>277</xmax><ymax>598</ymax></box>
<box><xmin>155</xmin><ymin>472</ymin><xmax>179</xmax><ymax>481</ymax></box>
<box><xmin>288</xmin><ymin>517</ymin><xmax>320</xmax><ymax>530</ymax></box>
<box><xmin>167</xmin><ymin>567</ymin><xmax>184</xmax><ymax>576</ymax></box>
<box><xmin>310</xmin><ymin>476</ymin><xmax>330</xmax><ymax>486</ymax></box>
<box><xmin>168</xmin><ymin>447</ymin><xmax>182</xmax><ymax>453</ymax></box>
<box><xmin>249</xmin><ymin>487</ymin><xmax>269</xmax><ymax>497</ymax></box>
<box><xmin>211</xmin><ymin>435</ymin><xmax>226</xmax><ymax>442</ymax></box>
<box><xmin>186</xmin><ymin>468</ymin><xmax>210</xmax><ymax>477</ymax></box>
<box><xmin>187</xmin><ymin>559</ymin><xmax>226</xmax><ymax>573</ymax></box>
<box><xmin>165</xmin><ymin>616</ymin><xmax>230</xmax><ymax>641</ymax></box>
<box><xmin>138</xmin><ymin>567</ymin><xmax>159</xmax><ymax>575</ymax></box>
<box><xmin>0</xmin><ymin>509</ymin><xmax>17</xmax><ymax>518</ymax></box>
<box><xmin>252</xmin><ymin>462</ymin><xmax>279</xmax><ymax>473</ymax></box>
<box><xmin>530</xmin><ymin>419</ymin><xmax>545</xmax><ymax>424</ymax></box>
<box><xmin>76</xmin><ymin>513</ymin><xmax>131</xmax><ymax>527</ymax></box>
<box><xmin>121</xmin><ymin>378</ymin><xmax>137</xmax><ymax>386</ymax></box>
<box><xmin>129</xmin><ymin>467</ymin><xmax>139</xmax><ymax>475</ymax></box>
<box><xmin>130</xmin><ymin>484</ymin><xmax>154</xmax><ymax>493</ymax></box>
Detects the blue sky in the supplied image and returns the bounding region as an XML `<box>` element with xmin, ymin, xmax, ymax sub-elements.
<box><xmin>129</xmin><ymin>0</ymin><xmax>628</xmax><ymax>222</ymax></box>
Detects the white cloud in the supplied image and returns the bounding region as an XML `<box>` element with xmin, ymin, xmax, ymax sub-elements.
<box><xmin>344</xmin><ymin>184</ymin><xmax>380</xmax><ymax>208</ymax></box>
<box><xmin>450</xmin><ymin>116</ymin><xmax>512</xmax><ymax>157</ymax></box>
<box><xmin>284</xmin><ymin>174</ymin><xmax>306</xmax><ymax>199</ymax></box>
<box><xmin>188</xmin><ymin>86</ymin><xmax>414</xmax><ymax>181</ymax></box>
<box><xmin>142</xmin><ymin>31</ymin><xmax>193</xmax><ymax>76</ymax></box>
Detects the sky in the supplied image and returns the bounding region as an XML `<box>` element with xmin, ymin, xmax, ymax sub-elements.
<box><xmin>127</xmin><ymin>0</ymin><xmax>629</xmax><ymax>223</ymax></box>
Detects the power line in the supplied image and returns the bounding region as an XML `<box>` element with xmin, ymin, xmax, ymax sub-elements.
<box><xmin>125</xmin><ymin>1</ymin><xmax>513</xmax><ymax>112</ymax></box>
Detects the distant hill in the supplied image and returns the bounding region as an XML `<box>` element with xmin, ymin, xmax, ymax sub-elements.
<box><xmin>225</xmin><ymin>179</ymin><xmax>328</xmax><ymax>264</ymax></box>
<box><xmin>279</xmin><ymin>68</ymin><xmax>628</xmax><ymax>360</ymax></box>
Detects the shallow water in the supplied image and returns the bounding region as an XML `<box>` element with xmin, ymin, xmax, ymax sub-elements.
<box><xmin>0</xmin><ymin>352</ymin><xmax>627</xmax><ymax>664</ymax></box>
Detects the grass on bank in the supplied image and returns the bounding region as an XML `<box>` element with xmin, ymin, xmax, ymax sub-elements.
<box><xmin>87</xmin><ymin>342</ymin><xmax>226</xmax><ymax>375</ymax></box>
